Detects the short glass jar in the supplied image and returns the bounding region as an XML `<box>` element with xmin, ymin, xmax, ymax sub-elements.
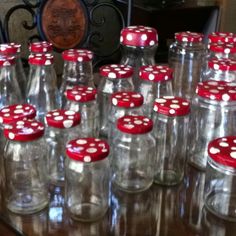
<box><xmin>65</xmin><ymin>138</ymin><xmax>110</xmax><ymax>222</ymax></box>
<box><xmin>4</xmin><ymin>120</ymin><xmax>48</xmax><ymax>214</ymax></box>
<box><xmin>204</xmin><ymin>136</ymin><xmax>236</xmax><ymax>221</ymax></box>
<box><xmin>29</xmin><ymin>41</ymin><xmax>53</xmax><ymax>54</ymax></box>
<box><xmin>152</xmin><ymin>96</ymin><xmax>190</xmax><ymax>185</ymax></box>
<box><xmin>64</xmin><ymin>85</ymin><xmax>99</xmax><ymax>137</ymax></box>
<box><xmin>188</xmin><ymin>80</ymin><xmax>236</xmax><ymax>170</ymax></box>
<box><xmin>112</xmin><ymin>115</ymin><xmax>156</xmax><ymax>192</ymax></box>
<box><xmin>45</xmin><ymin>109</ymin><xmax>81</xmax><ymax>185</ymax></box>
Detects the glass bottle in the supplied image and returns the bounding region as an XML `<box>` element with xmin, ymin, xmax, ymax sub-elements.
<box><xmin>29</xmin><ymin>41</ymin><xmax>53</xmax><ymax>54</ymax></box>
<box><xmin>98</xmin><ymin>64</ymin><xmax>134</xmax><ymax>138</ymax></box>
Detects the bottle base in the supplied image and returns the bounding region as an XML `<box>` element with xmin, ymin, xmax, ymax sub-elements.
<box><xmin>154</xmin><ymin>170</ymin><xmax>183</xmax><ymax>186</ymax></box>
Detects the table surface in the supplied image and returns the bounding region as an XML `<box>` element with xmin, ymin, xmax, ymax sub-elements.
<box><xmin>1</xmin><ymin>164</ymin><xmax>236</xmax><ymax>236</ymax></box>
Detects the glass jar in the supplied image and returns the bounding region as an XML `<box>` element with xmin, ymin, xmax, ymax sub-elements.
<box><xmin>152</xmin><ymin>96</ymin><xmax>190</xmax><ymax>185</ymax></box>
<box><xmin>45</xmin><ymin>109</ymin><xmax>81</xmax><ymax>185</ymax></box>
<box><xmin>168</xmin><ymin>31</ymin><xmax>206</xmax><ymax>100</ymax></box>
<box><xmin>120</xmin><ymin>25</ymin><xmax>158</xmax><ymax>88</ymax></box>
<box><xmin>98</xmin><ymin>64</ymin><xmax>134</xmax><ymax>138</ymax></box>
<box><xmin>188</xmin><ymin>80</ymin><xmax>236</xmax><ymax>170</ymax></box>
<box><xmin>26</xmin><ymin>53</ymin><xmax>60</xmax><ymax>122</ymax></box>
<box><xmin>208</xmin><ymin>42</ymin><xmax>236</xmax><ymax>60</ymax></box>
<box><xmin>204</xmin><ymin>136</ymin><xmax>236</xmax><ymax>221</ymax></box>
<box><xmin>112</xmin><ymin>115</ymin><xmax>156</xmax><ymax>192</ymax></box>
<box><xmin>4</xmin><ymin>120</ymin><xmax>48</xmax><ymax>214</ymax></box>
<box><xmin>208</xmin><ymin>32</ymin><xmax>236</xmax><ymax>44</ymax></box>
<box><xmin>65</xmin><ymin>138</ymin><xmax>110</xmax><ymax>221</ymax></box>
<box><xmin>64</xmin><ymin>85</ymin><xmax>99</xmax><ymax>137</ymax></box>
<box><xmin>137</xmin><ymin>65</ymin><xmax>174</xmax><ymax>117</ymax></box>
<box><xmin>29</xmin><ymin>41</ymin><xmax>53</xmax><ymax>54</ymax></box>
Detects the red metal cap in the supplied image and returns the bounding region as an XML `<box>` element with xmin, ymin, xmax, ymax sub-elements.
<box><xmin>208</xmin><ymin>32</ymin><xmax>236</xmax><ymax>44</ymax></box>
<box><xmin>208</xmin><ymin>136</ymin><xmax>236</xmax><ymax>168</ymax></box>
<box><xmin>4</xmin><ymin>119</ymin><xmax>44</xmax><ymax>141</ymax></box>
<box><xmin>175</xmin><ymin>31</ymin><xmax>204</xmax><ymax>43</ymax></box>
<box><xmin>120</xmin><ymin>25</ymin><xmax>158</xmax><ymax>47</ymax></box>
<box><xmin>66</xmin><ymin>138</ymin><xmax>109</xmax><ymax>162</ymax></box>
<box><xmin>0</xmin><ymin>104</ymin><xmax>36</xmax><ymax>124</ymax></box>
<box><xmin>0</xmin><ymin>56</ymin><xmax>15</xmax><ymax>66</ymax></box>
<box><xmin>196</xmin><ymin>80</ymin><xmax>236</xmax><ymax>101</ymax></box>
<box><xmin>45</xmin><ymin>109</ymin><xmax>81</xmax><ymax>129</ymax></box>
<box><xmin>0</xmin><ymin>43</ymin><xmax>21</xmax><ymax>55</ymax></box>
<box><xmin>29</xmin><ymin>41</ymin><xmax>53</xmax><ymax>53</ymax></box>
<box><xmin>100</xmin><ymin>64</ymin><xmax>133</xmax><ymax>79</ymax></box>
<box><xmin>153</xmin><ymin>96</ymin><xmax>190</xmax><ymax>116</ymax></box>
<box><xmin>111</xmin><ymin>91</ymin><xmax>143</xmax><ymax>108</ymax></box>
<box><xmin>208</xmin><ymin>42</ymin><xmax>236</xmax><ymax>54</ymax></box>
<box><xmin>139</xmin><ymin>65</ymin><xmax>173</xmax><ymax>82</ymax></box>
<box><xmin>28</xmin><ymin>53</ymin><xmax>54</xmax><ymax>65</ymax></box>
<box><xmin>62</xmin><ymin>49</ymin><xmax>93</xmax><ymax>62</ymax></box>
<box><xmin>208</xmin><ymin>58</ymin><xmax>236</xmax><ymax>71</ymax></box>
<box><xmin>117</xmin><ymin>115</ymin><xmax>153</xmax><ymax>134</ymax></box>
<box><xmin>66</xmin><ymin>86</ymin><xmax>97</xmax><ymax>102</ymax></box>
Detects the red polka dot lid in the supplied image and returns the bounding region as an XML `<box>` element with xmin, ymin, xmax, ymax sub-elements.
<box><xmin>196</xmin><ymin>80</ymin><xmax>236</xmax><ymax>101</ymax></box>
<box><xmin>0</xmin><ymin>56</ymin><xmax>15</xmax><ymax>67</ymax></box>
<box><xmin>66</xmin><ymin>86</ymin><xmax>97</xmax><ymax>102</ymax></box>
<box><xmin>62</xmin><ymin>49</ymin><xmax>93</xmax><ymax>62</ymax></box>
<box><xmin>100</xmin><ymin>64</ymin><xmax>133</xmax><ymax>79</ymax></box>
<box><xmin>45</xmin><ymin>109</ymin><xmax>81</xmax><ymax>129</ymax></box>
<box><xmin>120</xmin><ymin>25</ymin><xmax>158</xmax><ymax>47</ymax></box>
<box><xmin>208</xmin><ymin>32</ymin><xmax>236</xmax><ymax>44</ymax></box>
<box><xmin>175</xmin><ymin>31</ymin><xmax>204</xmax><ymax>43</ymax></box>
<box><xmin>208</xmin><ymin>136</ymin><xmax>236</xmax><ymax>168</ymax></box>
<box><xmin>139</xmin><ymin>65</ymin><xmax>173</xmax><ymax>82</ymax></box>
<box><xmin>153</xmin><ymin>96</ymin><xmax>190</xmax><ymax>116</ymax></box>
<box><xmin>28</xmin><ymin>53</ymin><xmax>54</xmax><ymax>65</ymax></box>
<box><xmin>208</xmin><ymin>42</ymin><xmax>236</xmax><ymax>54</ymax></box>
<box><xmin>111</xmin><ymin>91</ymin><xmax>143</xmax><ymax>108</ymax></box>
<box><xmin>208</xmin><ymin>58</ymin><xmax>236</xmax><ymax>71</ymax></box>
<box><xmin>117</xmin><ymin>115</ymin><xmax>153</xmax><ymax>134</ymax></box>
<box><xmin>0</xmin><ymin>104</ymin><xmax>36</xmax><ymax>124</ymax></box>
<box><xmin>0</xmin><ymin>43</ymin><xmax>21</xmax><ymax>55</ymax></box>
<box><xmin>4</xmin><ymin>120</ymin><xmax>44</xmax><ymax>141</ymax></box>
<box><xmin>66</xmin><ymin>138</ymin><xmax>109</xmax><ymax>162</ymax></box>
<box><xmin>29</xmin><ymin>41</ymin><xmax>53</xmax><ymax>53</ymax></box>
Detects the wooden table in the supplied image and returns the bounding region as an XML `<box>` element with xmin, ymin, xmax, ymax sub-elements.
<box><xmin>1</xmin><ymin>164</ymin><xmax>236</xmax><ymax>236</ymax></box>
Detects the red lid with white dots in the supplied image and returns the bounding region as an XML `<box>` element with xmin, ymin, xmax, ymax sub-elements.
<box><xmin>196</xmin><ymin>80</ymin><xmax>236</xmax><ymax>101</ymax></box>
<box><xmin>120</xmin><ymin>25</ymin><xmax>158</xmax><ymax>47</ymax></box>
<box><xmin>153</xmin><ymin>96</ymin><xmax>190</xmax><ymax>116</ymax></box>
<box><xmin>111</xmin><ymin>91</ymin><xmax>143</xmax><ymax>108</ymax></box>
<box><xmin>208</xmin><ymin>32</ymin><xmax>236</xmax><ymax>44</ymax></box>
<box><xmin>208</xmin><ymin>58</ymin><xmax>236</xmax><ymax>71</ymax></box>
<box><xmin>0</xmin><ymin>43</ymin><xmax>21</xmax><ymax>55</ymax></box>
<box><xmin>29</xmin><ymin>41</ymin><xmax>53</xmax><ymax>53</ymax></box>
<box><xmin>66</xmin><ymin>86</ymin><xmax>97</xmax><ymax>102</ymax></box>
<box><xmin>45</xmin><ymin>109</ymin><xmax>81</xmax><ymax>129</ymax></box>
<box><xmin>175</xmin><ymin>31</ymin><xmax>204</xmax><ymax>43</ymax></box>
<box><xmin>139</xmin><ymin>65</ymin><xmax>173</xmax><ymax>82</ymax></box>
<box><xmin>0</xmin><ymin>104</ymin><xmax>36</xmax><ymax>124</ymax></box>
<box><xmin>62</xmin><ymin>49</ymin><xmax>93</xmax><ymax>62</ymax></box>
<box><xmin>66</xmin><ymin>138</ymin><xmax>109</xmax><ymax>162</ymax></box>
<box><xmin>208</xmin><ymin>42</ymin><xmax>236</xmax><ymax>54</ymax></box>
<box><xmin>0</xmin><ymin>56</ymin><xmax>15</xmax><ymax>67</ymax></box>
<box><xmin>100</xmin><ymin>64</ymin><xmax>133</xmax><ymax>79</ymax></box>
<box><xmin>4</xmin><ymin>120</ymin><xmax>44</xmax><ymax>141</ymax></box>
<box><xmin>117</xmin><ymin>115</ymin><xmax>153</xmax><ymax>134</ymax></box>
<box><xmin>28</xmin><ymin>53</ymin><xmax>54</xmax><ymax>65</ymax></box>
<box><xmin>208</xmin><ymin>136</ymin><xmax>236</xmax><ymax>168</ymax></box>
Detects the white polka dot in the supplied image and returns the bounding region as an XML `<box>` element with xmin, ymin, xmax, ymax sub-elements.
<box><xmin>222</xmin><ymin>94</ymin><xmax>230</xmax><ymax>101</ymax></box>
<box><xmin>169</xmin><ymin>109</ymin><xmax>175</xmax><ymax>114</ymax></box>
<box><xmin>65</xmin><ymin>110</ymin><xmax>75</xmax><ymax>115</ymax></box>
<box><xmin>230</xmin><ymin>152</ymin><xmax>236</xmax><ymax>159</ymax></box>
<box><xmin>77</xmin><ymin>57</ymin><xmax>83</xmax><ymax>62</ymax></box>
<box><xmin>224</xmin><ymin>48</ymin><xmax>230</xmax><ymax>54</ymax></box>
<box><xmin>148</xmin><ymin>74</ymin><xmax>155</xmax><ymax>80</ymax></box>
<box><xmin>86</xmin><ymin>148</ymin><xmax>97</xmax><ymax>153</ymax></box>
<box><xmin>108</xmin><ymin>72</ymin><xmax>116</xmax><ymax>78</ymax></box>
<box><xmin>124</xmin><ymin>124</ymin><xmax>135</xmax><ymax>129</ymax></box>
<box><xmin>89</xmin><ymin>143</ymin><xmax>96</xmax><ymax>147</ymax></box>
<box><xmin>153</xmin><ymin>105</ymin><xmax>158</xmax><ymax>112</ymax></box>
<box><xmin>112</xmin><ymin>98</ymin><xmax>118</xmax><ymax>106</ymax></box>
<box><xmin>219</xmin><ymin>142</ymin><xmax>229</xmax><ymax>147</ymax></box>
<box><xmin>132</xmin><ymin>94</ymin><xmax>141</xmax><ymax>98</ymax></box>
<box><xmin>126</xmin><ymin>34</ymin><xmax>133</xmax><ymax>41</ymax></box>
<box><xmin>124</xmin><ymin>118</ymin><xmax>131</xmax><ymax>122</ymax></box>
<box><xmin>130</xmin><ymin>103</ymin><xmax>135</xmax><ymax>107</ymax></box>
<box><xmin>45</xmin><ymin>60</ymin><xmax>51</xmax><ymax>65</ymax></box>
<box><xmin>141</xmin><ymin>34</ymin><xmax>147</xmax><ymax>41</ymax></box>
<box><xmin>155</xmin><ymin>98</ymin><xmax>166</xmax><ymax>103</ymax></box>
<box><xmin>0</xmin><ymin>117</ymin><xmax>3</xmax><ymax>123</ymax></box>
<box><xmin>1</xmin><ymin>108</ymin><xmax>9</xmax><ymax>113</ymax></box>
<box><xmin>231</xmin><ymin>147</ymin><xmax>236</xmax><ymax>150</ymax></box>
<box><xmin>213</xmin><ymin>64</ymin><xmax>220</xmax><ymax>70</ymax></box>
<box><xmin>210</xmin><ymin>89</ymin><xmax>219</xmax><ymax>94</ymax></box>
<box><xmin>163</xmin><ymin>96</ymin><xmax>175</xmax><ymax>99</ymax></box>
<box><xmin>8</xmin><ymin>132</ymin><xmax>15</xmax><ymax>140</ymax></box>
<box><xmin>63</xmin><ymin>120</ymin><xmax>74</xmax><ymax>128</ymax></box>
<box><xmin>54</xmin><ymin>116</ymin><xmax>64</xmax><ymax>121</ymax></box>
<box><xmin>102</xmin><ymin>149</ymin><xmax>108</xmax><ymax>153</ymax></box>
<box><xmin>172</xmin><ymin>100</ymin><xmax>179</xmax><ymax>103</ymax></box>
<box><xmin>182</xmin><ymin>102</ymin><xmax>189</xmax><ymax>106</ymax></box>
<box><xmin>17</xmin><ymin>121</ymin><xmax>25</xmax><ymax>125</ymax></box>
<box><xmin>75</xmin><ymin>95</ymin><xmax>82</xmax><ymax>101</ymax></box>
<box><xmin>170</xmin><ymin>104</ymin><xmax>180</xmax><ymax>109</ymax></box>
<box><xmin>209</xmin><ymin>147</ymin><xmax>220</xmax><ymax>154</ymax></box>
<box><xmin>31</xmin><ymin>122</ymin><xmax>38</xmax><ymax>127</ymax></box>
<box><xmin>134</xmin><ymin>120</ymin><xmax>143</xmax><ymax>125</ymax></box>
<box><xmin>84</xmin><ymin>156</ymin><xmax>91</xmax><ymax>162</ymax></box>
<box><xmin>76</xmin><ymin>139</ymin><xmax>87</xmax><ymax>145</ymax></box>
<box><xmin>143</xmin><ymin>118</ymin><xmax>150</xmax><ymax>122</ymax></box>
<box><xmin>208</xmin><ymin>81</ymin><xmax>218</xmax><ymax>85</ymax></box>
<box><xmin>53</xmin><ymin>112</ymin><xmax>60</xmax><ymax>116</ymax></box>
<box><xmin>14</xmin><ymin>109</ymin><xmax>24</xmax><ymax>114</ymax></box>
<box><xmin>120</xmin><ymin>36</ymin><xmax>123</xmax><ymax>42</ymax></box>
<box><xmin>149</xmin><ymin>40</ymin><xmax>155</xmax><ymax>46</ymax></box>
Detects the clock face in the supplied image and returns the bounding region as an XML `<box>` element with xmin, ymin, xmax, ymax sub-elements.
<box><xmin>40</xmin><ymin>0</ymin><xmax>87</xmax><ymax>49</ymax></box>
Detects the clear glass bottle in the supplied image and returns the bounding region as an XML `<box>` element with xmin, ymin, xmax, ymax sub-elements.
<box><xmin>204</xmin><ymin>136</ymin><xmax>236</xmax><ymax>221</ymax></box>
<box><xmin>152</xmin><ymin>96</ymin><xmax>190</xmax><ymax>186</ymax></box>
<box><xmin>98</xmin><ymin>64</ymin><xmax>134</xmax><ymax>138</ymax></box>
<box><xmin>65</xmin><ymin>137</ymin><xmax>110</xmax><ymax>221</ymax></box>
<box><xmin>112</xmin><ymin>115</ymin><xmax>156</xmax><ymax>192</ymax></box>
<box><xmin>60</xmin><ymin>49</ymin><xmax>94</xmax><ymax>108</ymax></box>
<box><xmin>137</xmin><ymin>65</ymin><xmax>173</xmax><ymax>117</ymax></box>
<box><xmin>120</xmin><ymin>25</ymin><xmax>158</xmax><ymax>88</ymax></box>
<box><xmin>26</xmin><ymin>53</ymin><xmax>60</xmax><ymax>122</ymax></box>
<box><xmin>64</xmin><ymin>85</ymin><xmax>99</xmax><ymax>137</ymax></box>
<box><xmin>45</xmin><ymin>109</ymin><xmax>81</xmax><ymax>185</ymax></box>
<box><xmin>188</xmin><ymin>80</ymin><xmax>236</xmax><ymax>170</ymax></box>
<box><xmin>168</xmin><ymin>31</ymin><xmax>206</xmax><ymax>100</ymax></box>
<box><xmin>208</xmin><ymin>32</ymin><xmax>236</xmax><ymax>44</ymax></box>
<box><xmin>4</xmin><ymin>119</ymin><xmax>48</xmax><ymax>214</ymax></box>
<box><xmin>29</xmin><ymin>41</ymin><xmax>53</xmax><ymax>54</ymax></box>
